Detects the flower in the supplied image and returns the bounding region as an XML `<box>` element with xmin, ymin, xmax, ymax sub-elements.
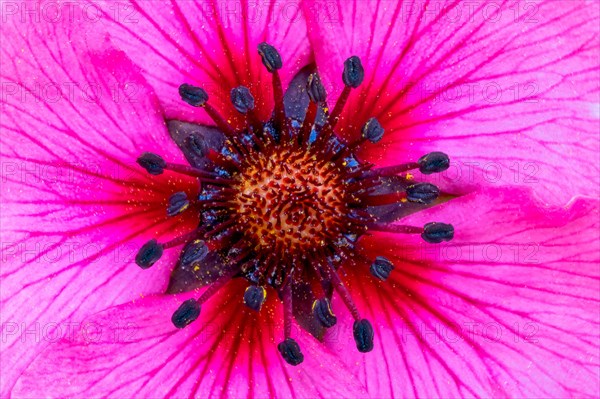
<box><xmin>1</xmin><ymin>1</ymin><xmax>599</xmax><ymax>398</ymax></box>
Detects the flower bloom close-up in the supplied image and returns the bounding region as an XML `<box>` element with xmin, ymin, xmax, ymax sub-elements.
<box><xmin>1</xmin><ymin>0</ymin><xmax>599</xmax><ymax>398</ymax></box>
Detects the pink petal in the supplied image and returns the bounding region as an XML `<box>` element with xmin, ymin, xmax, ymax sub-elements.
<box><xmin>303</xmin><ymin>0</ymin><xmax>600</xmax><ymax>205</ymax></box>
<box><xmin>1</xmin><ymin>15</ymin><xmax>197</xmax><ymax>395</ymax></box>
<box><xmin>327</xmin><ymin>188</ymin><xmax>599</xmax><ymax>397</ymax></box>
<box><xmin>12</xmin><ymin>280</ymin><xmax>369</xmax><ymax>398</ymax></box>
<box><xmin>93</xmin><ymin>0</ymin><xmax>312</xmax><ymax>129</ymax></box>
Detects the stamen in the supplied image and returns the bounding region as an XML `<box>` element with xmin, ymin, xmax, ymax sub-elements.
<box><xmin>368</xmin><ymin>224</ymin><xmax>424</xmax><ymax>234</ymax></box>
<box><xmin>277</xmin><ymin>338</ymin><xmax>304</xmax><ymax>366</ymax></box>
<box><xmin>374</xmin><ymin>152</ymin><xmax>451</xmax><ymax>176</ymax></box>
<box><xmin>422</xmin><ymin>222</ymin><xmax>455</xmax><ymax>243</ymax></box>
<box><xmin>172</xmin><ymin>298</ymin><xmax>201</xmax><ymax>328</ymax></box>
<box><xmin>278</xmin><ymin>281</ymin><xmax>304</xmax><ymax>365</ymax></box>
<box><xmin>342</xmin><ymin>56</ymin><xmax>365</xmax><ymax>88</ymax></box>
<box><xmin>137</xmin><ymin>152</ymin><xmax>166</xmax><ymax>175</ymax></box>
<box><xmin>299</xmin><ymin>73</ymin><xmax>326</xmax><ymax>143</ymax></box>
<box><xmin>257</xmin><ymin>43</ymin><xmax>287</xmax><ymax>134</ymax></box>
<box><xmin>418</xmin><ymin>152</ymin><xmax>450</xmax><ymax>174</ymax></box>
<box><xmin>178</xmin><ymin>84</ymin><xmax>236</xmax><ymax>136</ymax></box>
<box><xmin>332</xmin><ymin>117</ymin><xmax>382</xmax><ymax>161</ymax></box>
<box><xmin>370</xmin><ymin>256</ymin><xmax>394</xmax><ymax>281</ymax></box>
<box><xmin>370</xmin><ymin>222</ymin><xmax>454</xmax><ymax>244</ymax></box>
<box><xmin>243</xmin><ymin>285</ymin><xmax>267</xmax><ymax>311</ymax></box>
<box><xmin>312</xmin><ymin>298</ymin><xmax>337</xmax><ymax>327</ymax></box>
<box><xmin>136</xmin><ymin>232</ymin><xmax>205</xmax><ymax>272</ymax></box>
<box><xmin>230</xmin><ymin>86</ymin><xmax>255</xmax><ymax>114</ymax></box>
<box><xmin>167</xmin><ymin>192</ymin><xmax>190</xmax><ymax>217</ymax></box>
<box><xmin>362</xmin><ymin>191</ymin><xmax>406</xmax><ymax>207</ymax></box>
<box><xmin>361</xmin><ymin>117</ymin><xmax>384</xmax><ymax>143</ymax></box>
<box><xmin>353</xmin><ymin>319</ymin><xmax>374</xmax><ymax>353</ymax></box>
<box><xmin>138</xmin><ymin>154</ymin><xmax>234</xmax><ymax>186</ymax></box>
<box><xmin>180</xmin><ymin>240</ymin><xmax>209</xmax><ymax>267</ymax></box>
<box><xmin>321</xmin><ymin>262</ymin><xmax>361</xmax><ymax>321</ymax></box>
<box><xmin>373</xmin><ymin>162</ymin><xmax>419</xmax><ymax>176</ymax></box>
<box><xmin>406</xmin><ymin>183</ymin><xmax>440</xmax><ymax>204</ymax></box>
<box><xmin>230</xmin><ymin>86</ymin><xmax>263</xmax><ymax>134</ymax></box>
<box><xmin>328</xmin><ymin>56</ymin><xmax>364</xmax><ymax>129</ymax></box>
<box><xmin>257</xmin><ymin>42</ymin><xmax>282</xmax><ymax>72</ymax></box>
<box><xmin>179</xmin><ymin>84</ymin><xmax>208</xmax><ymax>107</ymax></box>
<box><xmin>282</xmin><ymin>281</ymin><xmax>294</xmax><ymax>338</ymax></box>
<box><xmin>135</xmin><ymin>239</ymin><xmax>163</xmax><ymax>269</ymax></box>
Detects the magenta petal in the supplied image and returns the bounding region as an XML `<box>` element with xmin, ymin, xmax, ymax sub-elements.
<box><xmin>0</xmin><ymin>15</ymin><xmax>198</xmax><ymax>396</ymax></box>
<box><xmin>12</xmin><ymin>281</ymin><xmax>369</xmax><ymax>398</ymax></box>
<box><xmin>327</xmin><ymin>188</ymin><xmax>599</xmax><ymax>398</ymax></box>
<box><xmin>303</xmin><ymin>0</ymin><xmax>600</xmax><ymax>205</ymax></box>
<box><xmin>94</xmin><ymin>0</ymin><xmax>312</xmax><ymax>128</ymax></box>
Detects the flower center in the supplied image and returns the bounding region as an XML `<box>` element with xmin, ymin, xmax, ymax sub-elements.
<box><xmin>234</xmin><ymin>147</ymin><xmax>347</xmax><ymax>252</ymax></box>
<box><xmin>134</xmin><ymin>42</ymin><xmax>454</xmax><ymax>366</ymax></box>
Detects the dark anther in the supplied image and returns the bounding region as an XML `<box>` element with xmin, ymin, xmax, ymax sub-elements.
<box><xmin>342</xmin><ymin>56</ymin><xmax>365</xmax><ymax>88</ymax></box>
<box><xmin>137</xmin><ymin>152</ymin><xmax>166</xmax><ymax>175</ymax></box>
<box><xmin>277</xmin><ymin>338</ymin><xmax>304</xmax><ymax>366</ymax></box>
<box><xmin>181</xmin><ymin>240</ymin><xmax>209</xmax><ymax>267</ymax></box>
<box><xmin>167</xmin><ymin>191</ymin><xmax>190</xmax><ymax>217</ymax></box>
<box><xmin>313</xmin><ymin>298</ymin><xmax>337</xmax><ymax>328</ymax></box>
<box><xmin>243</xmin><ymin>285</ymin><xmax>266</xmax><ymax>311</ymax></box>
<box><xmin>307</xmin><ymin>73</ymin><xmax>327</xmax><ymax>103</ymax></box>
<box><xmin>257</xmin><ymin>42</ymin><xmax>282</xmax><ymax>72</ymax></box>
<box><xmin>230</xmin><ymin>86</ymin><xmax>255</xmax><ymax>114</ymax></box>
<box><xmin>406</xmin><ymin>183</ymin><xmax>440</xmax><ymax>204</ymax></box>
<box><xmin>370</xmin><ymin>256</ymin><xmax>394</xmax><ymax>281</ymax></box>
<box><xmin>171</xmin><ymin>299</ymin><xmax>201</xmax><ymax>329</ymax></box>
<box><xmin>422</xmin><ymin>222</ymin><xmax>454</xmax><ymax>243</ymax></box>
<box><xmin>418</xmin><ymin>152</ymin><xmax>450</xmax><ymax>175</ymax></box>
<box><xmin>179</xmin><ymin>83</ymin><xmax>208</xmax><ymax>107</ymax></box>
<box><xmin>362</xmin><ymin>117</ymin><xmax>384</xmax><ymax>143</ymax></box>
<box><xmin>135</xmin><ymin>239</ymin><xmax>163</xmax><ymax>269</ymax></box>
<box><xmin>186</xmin><ymin>134</ymin><xmax>209</xmax><ymax>157</ymax></box>
<box><xmin>353</xmin><ymin>319</ymin><xmax>374</xmax><ymax>353</ymax></box>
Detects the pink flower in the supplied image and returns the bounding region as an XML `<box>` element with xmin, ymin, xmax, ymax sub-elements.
<box><xmin>1</xmin><ymin>0</ymin><xmax>598</xmax><ymax>398</ymax></box>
